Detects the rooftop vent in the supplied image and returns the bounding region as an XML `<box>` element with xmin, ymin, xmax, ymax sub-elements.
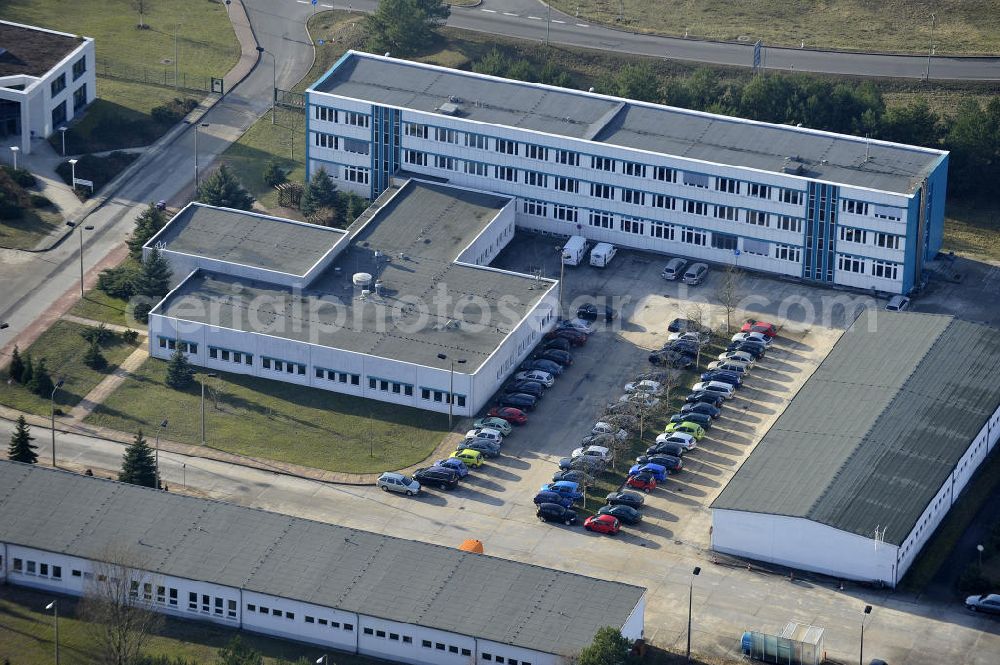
<box><xmin>782</xmin><ymin>157</ymin><xmax>804</xmax><ymax>175</ymax></box>
<box><xmin>352</xmin><ymin>272</ymin><xmax>373</xmax><ymax>287</ymax></box>
<box><xmin>437</xmin><ymin>102</ymin><xmax>461</xmax><ymax>116</ymax></box>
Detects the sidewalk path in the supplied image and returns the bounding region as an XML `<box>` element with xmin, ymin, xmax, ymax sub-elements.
<box><xmin>68</xmin><ymin>345</ymin><xmax>149</xmax><ymax>422</ymax></box>
<box><xmin>61</xmin><ymin>314</ymin><xmax>145</xmax><ymax>335</ymax></box>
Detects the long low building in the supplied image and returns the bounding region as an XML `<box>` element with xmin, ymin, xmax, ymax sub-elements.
<box><xmin>0</xmin><ymin>462</ymin><xmax>646</xmax><ymax>665</ymax></box>
<box><xmin>305</xmin><ymin>51</ymin><xmax>948</xmax><ymax>295</ymax></box>
<box><xmin>711</xmin><ymin>310</ymin><xmax>1000</xmax><ymax>586</ymax></box>
<box><xmin>145</xmin><ymin>179</ymin><xmax>559</xmax><ymax>416</ymax></box>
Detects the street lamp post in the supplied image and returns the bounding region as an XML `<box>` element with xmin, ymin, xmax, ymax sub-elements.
<box><xmin>200</xmin><ymin>373</ymin><xmax>217</xmax><ymax>445</ymax></box>
<box><xmin>187</xmin><ymin>121</ymin><xmax>211</xmax><ymax>190</ymax></box>
<box><xmin>66</xmin><ymin>222</ymin><xmax>95</xmax><ymax>297</ymax></box>
<box><xmin>686</xmin><ymin>566</ymin><xmax>701</xmax><ymax>662</ymax></box>
<box><xmin>45</xmin><ymin>600</ymin><xmax>60</xmax><ymax>665</ymax></box>
<box><xmin>256</xmin><ymin>47</ymin><xmax>277</xmax><ymax>125</ymax></box>
<box><xmin>978</xmin><ymin>543</ymin><xmax>985</xmax><ymax>569</ymax></box>
<box><xmin>154</xmin><ymin>418</ymin><xmax>168</xmax><ymax>489</ymax></box>
<box><xmin>58</xmin><ymin>126</ymin><xmax>68</xmax><ymax>156</ymax></box>
<box><xmin>68</xmin><ymin>158</ymin><xmax>78</xmax><ymax>194</ymax></box>
<box><xmin>50</xmin><ymin>379</ymin><xmax>65</xmax><ymax>467</ymax></box>
<box><xmin>9</xmin><ymin>145</ymin><xmax>18</xmax><ymax>170</ymax></box>
<box><xmin>436</xmin><ymin>353</ymin><xmax>466</xmax><ymax>429</ymax></box>
<box><xmin>859</xmin><ymin>604</ymin><xmax>872</xmax><ymax>665</ymax></box>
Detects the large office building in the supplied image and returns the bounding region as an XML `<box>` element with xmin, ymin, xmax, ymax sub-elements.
<box><xmin>0</xmin><ymin>462</ymin><xmax>646</xmax><ymax>665</ymax></box>
<box><xmin>0</xmin><ymin>21</ymin><xmax>95</xmax><ymax>155</ymax></box>
<box><xmin>145</xmin><ymin>179</ymin><xmax>558</xmax><ymax>417</ymax></box>
<box><xmin>711</xmin><ymin>310</ymin><xmax>1000</xmax><ymax>587</ymax></box>
<box><xmin>305</xmin><ymin>52</ymin><xmax>949</xmax><ymax>295</ymax></box>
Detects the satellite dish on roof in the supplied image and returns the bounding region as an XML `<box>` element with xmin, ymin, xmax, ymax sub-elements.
<box><xmin>352</xmin><ymin>272</ymin><xmax>372</xmax><ymax>287</ymax></box>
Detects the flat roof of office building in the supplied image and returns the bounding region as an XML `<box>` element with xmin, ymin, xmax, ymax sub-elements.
<box><xmin>712</xmin><ymin>310</ymin><xmax>1000</xmax><ymax>546</ymax></box>
<box><xmin>0</xmin><ymin>462</ymin><xmax>645</xmax><ymax>658</ymax></box>
<box><xmin>155</xmin><ymin>180</ymin><xmax>554</xmax><ymax>372</ymax></box>
<box><xmin>149</xmin><ymin>203</ymin><xmax>345</xmax><ymax>277</ymax></box>
<box><xmin>310</xmin><ymin>52</ymin><xmax>945</xmax><ymax>195</ymax></box>
<box><xmin>0</xmin><ymin>21</ymin><xmax>86</xmax><ymax>78</ymax></box>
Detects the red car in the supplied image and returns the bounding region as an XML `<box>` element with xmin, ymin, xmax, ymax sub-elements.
<box><xmin>626</xmin><ymin>472</ymin><xmax>657</xmax><ymax>493</ymax></box>
<box><xmin>584</xmin><ymin>514</ymin><xmax>621</xmax><ymax>535</ymax></box>
<box><xmin>740</xmin><ymin>319</ymin><xmax>777</xmax><ymax>337</ymax></box>
<box><xmin>545</xmin><ymin>328</ymin><xmax>587</xmax><ymax>346</ymax></box>
<box><xmin>486</xmin><ymin>406</ymin><xmax>528</xmax><ymax>425</ymax></box>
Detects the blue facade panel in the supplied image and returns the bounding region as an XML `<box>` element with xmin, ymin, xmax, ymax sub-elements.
<box><xmin>803</xmin><ymin>182</ymin><xmax>838</xmax><ymax>283</ymax></box>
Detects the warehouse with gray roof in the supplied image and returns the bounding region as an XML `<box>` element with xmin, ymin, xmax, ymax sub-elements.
<box><xmin>0</xmin><ymin>461</ymin><xmax>645</xmax><ymax>665</ymax></box>
<box><xmin>711</xmin><ymin>310</ymin><xmax>1000</xmax><ymax>586</ymax></box>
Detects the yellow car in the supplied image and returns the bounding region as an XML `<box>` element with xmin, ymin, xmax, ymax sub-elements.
<box><xmin>663</xmin><ymin>422</ymin><xmax>706</xmax><ymax>440</ymax></box>
<box><xmin>450</xmin><ymin>449</ymin><xmax>484</xmax><ymax>468</ymax></box>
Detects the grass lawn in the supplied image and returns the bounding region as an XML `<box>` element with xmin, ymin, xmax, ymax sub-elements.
<box><xmin>943</xmin><ymin>198</ymin><xmax>1000</xmax><ymax>263</ymax></box>
<box><xmin>70</xmin><ymin>287</ymin><xmax>145</xmax><ymax>329</ymax></box>
<box><xmin>547</xmin><ymin>0</ymin><xmax>1000</xmax><ymax>55</ymax></box>
<box><xmin>0</xmin><ymin>207</ymin><xmax>63</xmax><ymax>251</ymax></box>
<box><xmin>0</xmin><ymin>585</ymin><xmax>390</xmax><ymax>665</ymax></box>
<box><xmin>86</xmin><ymin>359</ymin><xmax>449</xmax><ymax>474</ymax></box>
<box><xmin>0</xmin><ymin>321</ymin><xmax>140</xmax><ymax>418</ymax></box>
<box><xmin>222</xmin><ymin>107</ymin><xmax>306</xmax><ymax>212</ymax></box>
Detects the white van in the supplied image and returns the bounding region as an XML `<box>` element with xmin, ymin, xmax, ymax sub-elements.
<box><xmin>561</xmin><ymin>235</ymin><xmax>589</xmax><ymax>266</ymax></box>
<box><xmin>589</xmin><ymin>242</ymin><xmax>617</xmax><ymax>267</ymax></box>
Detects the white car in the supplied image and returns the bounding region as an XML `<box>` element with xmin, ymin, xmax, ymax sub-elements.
<box><xmin>717</xmin><ymin>350</ymin><xmax>756</xmax><ymax>367</ymax></box>
<box><xmin>557</xmin><ymin>318</ymin><xmax>595</xmax><ymax>335</ymax></box>
<box><xmin>655</xmin><ymin>431</ymin><xmax>697</xmax><ymax>451</ymax></box>
<box><xmin>514</xmin><ymin>370</ymin><xmax>555</xmax><ymax>387</ymax></box>
<box><xmin>572</xmin><ymin>445</ymin><xmax>611</xmax><ymax>462</ymax></box>
<box><xmin>619</xmin><ymin>393</ymin><xmax>660</xmax><ymax>409</ymax></box>
<box><xmin>464</xmin><ymin>427</ymin><xmax>503</xmax><ymax>445</ymax></box>
<box><xmin>707</xmin><ymin>360</ymin><xmax>749</xmax><ymax>374</ymax></box>
<box><xmin>885</xmin><ymin>295</ymin><xmax>910</xmax><ymax>312</ymax></box>
<box><xmin>624</xmin><ymin>379</ymin><xmax>662</xmax><ymax>394</ymax></box>
<box><xmin>668</xmin><ymin>331</ymin><xmax>707</xmax><ymax>344</ymax></box>
<box><xmin>691</xmin><ymin>381</ymin><xmax>735</xmax><ymax>399</ymax></box>
<box><xmin>592</xmin><ymin>421</ymin><xmax>629</xmax><ymax>441</ymax></box>
<box><xmin>731</xmin><ymin>331</ymin><xmax>772</xmax><ymax>347</ymax></box>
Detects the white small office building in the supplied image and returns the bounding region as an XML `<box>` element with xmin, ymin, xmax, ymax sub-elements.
<box><xmin>145</xmin><ymin>179</ymin><xmax>559</xmax><ymax>417</ymax></box>
<box><xmin>0</xmin><ymin>462</ymin><xmax>646</xmax><ymax>665</ymax></box>
<box><xmin>0</xmin><ymin>21</ymin><xmax>95</xmax><ymax>155</ymax></box>
<box><xmin>711</xmin><ymin>310</ymin><xmax>1000</xmax><ymax>586</ymax></box>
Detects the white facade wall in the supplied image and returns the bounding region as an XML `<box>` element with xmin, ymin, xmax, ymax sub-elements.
<box><xmin>456</xmin><ymin>201</ymin><xmax>516</xmax><ymax>266</ymax></box>
<box><xmin>0</xmin><ymin>25</ymin><xmax>95</xmax><ymax>155</ymax></box>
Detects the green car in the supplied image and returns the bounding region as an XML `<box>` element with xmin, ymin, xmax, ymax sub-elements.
<box><xmin>473</xmin><ymin>417</ymin><xmax>513</xmax><ymax>436</ymax></box>
<box><xmin>663</xmin><ymin>421</ymin><xmax>706</xmax><ymax>440</ymax></box>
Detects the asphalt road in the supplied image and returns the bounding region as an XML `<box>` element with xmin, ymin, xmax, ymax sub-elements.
<box><xmin>336</xmin><ymin>0</ymin><xmax>1000</xmax><ymax>80</ymax></box>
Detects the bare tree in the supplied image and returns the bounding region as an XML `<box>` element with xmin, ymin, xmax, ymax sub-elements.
<box><xmin>716</xmin><ymin>264</ymin><xmax>746</xmax><ymax>334</ymax></box>
<box><xmin>79</xmin><ymin>547</ymin><xmax>163</xmax><ymax>665</ymax></box>
<box><xmin>684</xmin><ymin>304</ymin><xmax>711</xmax><ymax>369</ymax></box>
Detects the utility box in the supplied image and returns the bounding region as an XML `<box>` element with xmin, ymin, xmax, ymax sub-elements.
<box><xmin>741</xmin><ymin>622</ymin><xmax>824</xmax><ymax>665</ymax></box>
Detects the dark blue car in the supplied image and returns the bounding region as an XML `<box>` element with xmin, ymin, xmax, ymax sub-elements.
<box><xmin>681</xmin><ymin>401</ymin><xmax>721</xmax><ymax>419</ymax></box>
<box><xmin>628</xmin><ymin>463</ymin><xmax>668</xmax><ymax>482</ymax></box>
<box><xmin>700</xmin><ymin>370</ymin><xmax>743</xmax><ymax>388</ymax></box>
<box><xmin>533</xmin><ymin>490</ymin><xmax>574</xmax><ymax>508</ymax></box>
<box><xmin>520</xmin><ymin>359</ymin><xmax>564</xmax><ymax>375</ymax></box>
<box><xmin>434</xmin><ymin>458</ymin><xmax>469</xmax><ymax>478</ymax></box>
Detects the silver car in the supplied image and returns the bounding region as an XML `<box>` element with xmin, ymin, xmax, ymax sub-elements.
<box><xmin>376</xmin><ymin>472</ymin><xmax>421</xmax><ymax>496</ymax></box>
<box><xmin>683</xmin><ymin>263</ymin><xmax>709</xmax><ymax>285</ymax></box>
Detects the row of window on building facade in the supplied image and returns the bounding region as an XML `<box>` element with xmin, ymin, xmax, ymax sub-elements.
<box><xmin>49</xmin><ymin>56</ymin><xmax>89</xmax><ymax>129</ymax></box>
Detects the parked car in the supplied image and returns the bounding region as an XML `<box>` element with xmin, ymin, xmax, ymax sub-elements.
<box><xmin>542</xmin><ymin>336</ymin><xmax>571</xmax><ymax>352</ymax></box>
<box><xmin>669</xmin><ymin>412</ymin><xmax>713</xmax><ymax>429</ymax></box>
<box><xmin>685</xmin><ymin>391</ymin><xmax>725</xmax><ymax>407</ymax></box>
<box><xmin>965</xmin><ymin>593</ymin><xmax>1000</xmax><ymax>614</ymax></box>
<box><xmin>717</xmin><ymin>350</ymin><xmax>757</xmax><ymax>366</ymax></box>
<box><xmin>539</xmin><ymin>481</ymin><xmax>584</xmax><ymax>502</ymax></box>
<box><xmin>681</xmin><ymin>401</ymin><xmax>721</xmax><ymax>419</ymax></box>
<box><xmin>699</xmin><ymin>370</ymin><xmax>744</xmax><ymax>388</ymax></box>
<box><xmin>376</xmin><ymin>472</ymin><xmax>421</xmax><ymax>496</ymax></box>
<box><xmin>413</xmin><ymin>466</ymin><xmax>459</xmax><ymax>490</ymax></box>
<box><xmin>619</xmin><ymin>393</ymin><xmax>660</xmax><ymax>409</ymax></box>
<box><xmin>520</xmin><ymin>359</ymin><xmax>564</xmax><ymax>376</ymax></box>
<box><xmin>727</xmin><ymin>340</ymin><xmax>767</xmax><ymax>359</ymax></box>
<box><xmin>592</xmin><ymin>421</ymin><xmax>628</xmax><ymax>441</ymax></box>
<box><xmin>646</xmin><ymin>441</ymin><xmax>687</xmax><ymax>458</ymax></box>
<box><xmin>885</xmin><ymin>295</ymin><xmax>911</xmax><ymax>312</ymax></box>
<box><xmin>707</xmin><ymin>360</ymin><xmax>749</xmax><ymax>375</ymax></box>
<box><xmin>605</xmin><ymin>490</ymin><xmax>645</xmax><ymax>509</ymax></box>
<box><xmin>503</xmin><ymin>380</ymin><xmax>544</xmax><ymax>399</ymax></box>
<box><xmin>486</xmin><ymin>406</ymin><xmax>527</xmax><ymax>425</ymax></box>
<box><xmin>546</xmin><ymin>328</ymin><xmax>587</xmax><ymax>346</ymax></box>
<box><xmin>558</xmin><ymin>455</ymin><xmax>606</xmax><ymax>472</ymax></box>
<box><xmin>450</xmin><ymin>449</ymin><xmax>484</xmax><ymax>468</ymax></box>
<box><xmin>534</xmin><ymin>490</ymin><xmax>574</xmax><ymax>508</ymax></box>
<box><xmin>691</xmin><ymin>381</ymin><xmax>735</xmax><ymax>399</ymax></box>
<box><xmin>664</xmin><ymin>421</ymin><xmax>706</xmax><ymax>440</ymax></box>
<box><xmin>456</xmin><ymin>439</ymin><xmax>500</xmax><ymax>458</ymax></box>
<box><xmin>577</xmin><ymin>303</ymin><xmax>616</xmax><ymax>321</ymax></box>
<box><xmin>740</xmin><ymin>319</ymin><xmax>778</xmax><ymax>337</ymax></box>
<box><xmin>584</xmin><ymin>514</ymin><xmax>621</xmax><ymax>535</ymax></box>
<box><xmin>661</xmin><ymin>257</ymin><xmax>688</xmax><ymax>281</ymax></box>
<box><xmin>667</xmin><ymin>317</ymin><xmax>705</xmax><ymax>333</ymax></box>
<box><xmin>556</xmin><ymin>319</ymin><xmax>595</xmax><ymax>335</ymax></box>
<box><xmin>536</xmin><ymin>349</ymin><xmax>573</xmax><ymax>367</ymax></box>
<box><xmin>572</xmin><ymin>445</ymin><xmax>611</xmax><ymax>463</ymax></box>
<box><xmin>499</xmin><ymin>393</ymin><xmax>538</xmax><ymax>411</ymax></box>
<box><xmin>551</xmin><ymin>469</ymin><xmax>586</xmax><ymax>483</ymax></box>
<box><xmin>434</xmin><ymin>457</ymin><xmax>469</xmax><ymax>478</ymax></box>
<box><xmin>731</xmin><ymin>331</ymin><xmax>773</xmax><ymax>347</ymax></box>
<box><xmin>648</xmin><ymin>349</ymin><xmax>695</xmax><ymax>369</ymax></box>
<box><xmin>635</xmin><ymin>454</ymin><xmax>683</xmax><ymax>472</ymax></box>
<box><xmin>626</xmin><ymin>472</ymin><xmax>658</xmax><ymax>493</ymax></box>
<box><xmin>625</xmin><ymin>379</ymin><xmax>662</xmax><ymax>394</ymax></box>
<box><xmin>668</xmin><ymin>331</ymin><xmax>709</xmax><ymax>344</ymax></box>
<box><xmin>473</xmin><ymin>417</ymin><xmax>513</xmax><ymax>436</ymax></box>
<box><xmin>536</xmin><ymin>502</ymin><xmax>578</xmax><ymax>525</ymax></box>
<box><xmin>682</xmin><ymin>262</ymin><xmax>709</xmax><ymax>285</ymax></box>
<box><xmin>628</xmin><ymin>463</ymin><xmax>668</xmax><ymax>482</ymax></box>
<box><xmin>597</xmin><ymin>504</ymin><xmax>642</xmax><ymax>525</ymax></box>
<box><xmin>514</xmin><ymin>370</ymin><xmax>555</xmax><ymax>387</ymax></box>
<box><xmin>655</xmin><ymin>431</ymin><xmax>697</xmax><ymax>450</ymax></box>
<box><xmin>465</xmin><ymin>427</ymin><xmax>504</xmax><ymax>445</ymax></box>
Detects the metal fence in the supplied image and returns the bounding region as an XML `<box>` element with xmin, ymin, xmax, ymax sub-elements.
<box><xmin>275</xmin><ymin>89</ymin><xmax>306</xmax><ymax>109</ymax></box>
<box><xmin>96</xmin><ymin>59</ymin><xmax>215</xmax><ymax>94</ymax></box>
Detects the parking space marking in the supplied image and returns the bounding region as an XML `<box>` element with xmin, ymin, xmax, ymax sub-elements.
<box><xmin>481</xmin><ymin>8</ymin><xmax>497</xmax><ymax>12</ymax></box>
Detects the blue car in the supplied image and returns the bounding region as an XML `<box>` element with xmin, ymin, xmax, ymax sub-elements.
<box><xmin>627</xmin><ymin>463</ymin><xmax>668</xmax><ymax>482</ymax></box>
<box><xmin>699</xmin><ymin>370</ymin><xmax>743</xmax><ymax>388</ymax></box>
<box><xmin>520</xmin><ymin>359</ymin><xmax>565</xmax><ymax>376</ymax></box>
<box><xmin>434</xmin><ymin>458</ymin><xmax>469</xmax><ymax>478</ymax></box>
<box><xmin>533</xmin><ymin>490</ymin><xmax>574</xmax><ymax>508</ymax></box>
<box><xmin>539</xmin><ymin>481</ymin><xmax>584</xmax><ymax>502</ymax></box>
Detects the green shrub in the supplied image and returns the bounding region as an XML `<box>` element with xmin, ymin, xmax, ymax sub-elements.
<box><xmin>97</xmin><ymin>263</ymin><xmax>140</xmax><ymax>300</ymax></box>
<box><xmin>30</xmin><ymin>193</ymin><xmax>53</xmax><ymax>208</ymax></box>
<box><xmin>263</xmin><ymin>160</ymin><xmax>286</xmax><ymax>187</ymax></box>
<box><xmin>122</xmin><ymin>328</ymin><xmax>140</xmax><ymax>344</ymax></box>
<box><xmin>80</xmin><ymin>322</ymin><xmax>113</xmax><ymax>346</ymax></box>
<box><xmin>151</xmin><ymin>97</ymin><xmax>199</xmax><ymax>124</ymax></box>
<box><xmin>2</xmin><ymin>165</ymin><xmax>37</xmax><ymax>188</ymax></box>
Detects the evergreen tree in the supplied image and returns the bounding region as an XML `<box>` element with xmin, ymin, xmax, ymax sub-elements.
<box><xmin>577</xmin><ymin>627</ymin><xmax>633</xmax><ymax>665</ymax></box>
<box><xmin>20</xmin><ymin>352</ymin><xmax>33</xmax><ymax>388</ymax></box>
<box><xmin>300</xmin><ymin>167</ymin><xmax>338</xmax><ymax>217</ymax></box>
<box><xmin>262</xmin><ymin>161</ymin><xmax>285</xmax><ymax>188</ymax></box>
<box><xmin>119</xmin><ymin>429</ymin><xmax>157</xmax><ymax>488</ymax></box>
<box><xmin>197</xmin><ymin>163</ymin><xmax>255</xmax><ymax>210</ymax></box>
<box><xmin>165</xmin><ymin>347</ymin><xmax>194</xmax><ymax>390</ymax></box>
<box><xmin>8</xmin><ymin>344</ymin><xmax>24</xmax><ymax>383</ymax></box>
<box><xmin>125</xmin><ymin>204</ymin><xmax>168</xmax><ymax>261</ymax></box>
<box><xmin>8</xmin><ymin>415</ymin><xmax>37</xmax><ymax>464</ymax></box>
<box><xmin>134</xmin><ymin>247</ymin><xmax>172</xmax><ymax>299</ymax></box>
<box><xmin>217</xmin><ymin>636</ymin><xmax>264</xmax><ymax>665</ymax></box>
<box><xmin>83</xmin><ymin>337</ymin><xmax>108</xmax><ymax>370</ymax></box>
<box><xmin>365</xmin><ymin>0</ymin><xmax>450</xmax><ymax>56</ymax></box>
<box><xmin>28</xmin><ymin>357</ymin><xmax>54</xmax><ymax>397</ymax></box>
